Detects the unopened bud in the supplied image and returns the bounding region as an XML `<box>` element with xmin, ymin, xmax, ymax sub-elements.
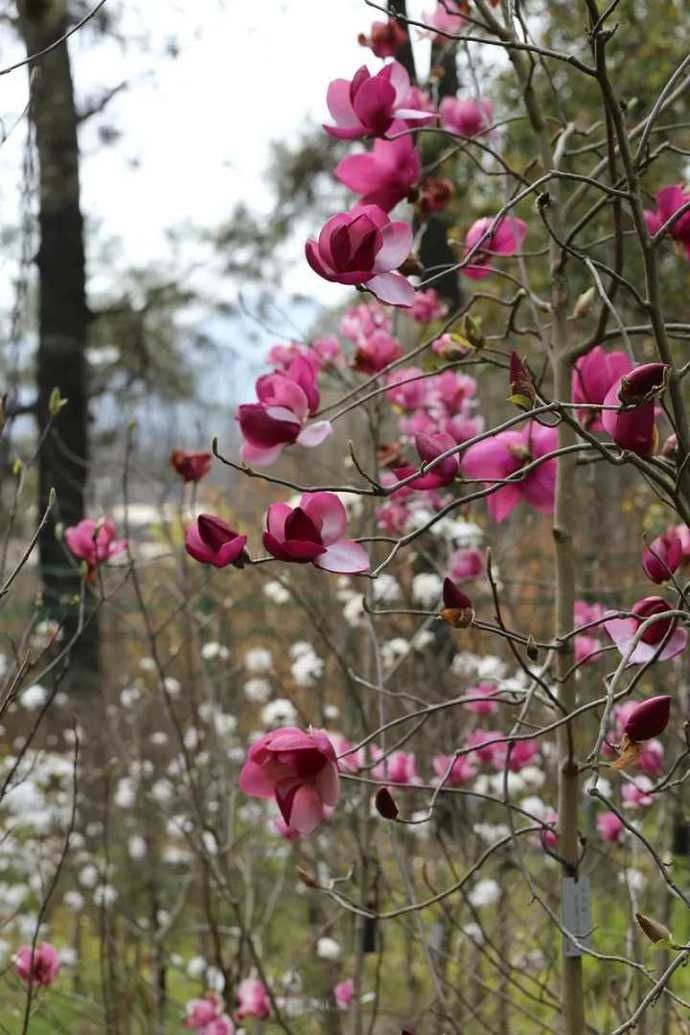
<box><xmin>375</xmin><ymin>787</ymin><xmax>399</xmax><ymax>820</ymax></box>
<box><xmin>571</xmin><ymin>286</ymin><xmax>596</xmax><ymax>319</ymax></box>
<box><xmin>635</xmin><ymin>912</ymin><xmax>673</xmax><ymax>945</ymax></box>
<box><xmin>440</xmin><ymin>577</ymin><xmax>475</xmax><ymax>628</ymax></box>
<box><xmin>526</xmin><ymin>634</ymin><xmax>539</xmax><ymax>662</ymax></box>
<box><xmin>619</xmin><ymin>363</ymin><xmax>669</xmax><ymax>405</ymax></box>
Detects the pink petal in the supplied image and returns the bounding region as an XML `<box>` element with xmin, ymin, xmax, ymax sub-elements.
<box><xmin>326</xmin><ymin>78</ymin><xmax>359</xmax><ymax>128</ymax></box>
<box><xmin>373</xmin><ymin>220</ymin><xmax>413</xmax><ymax>272</ymax></box>
<box><xmin>313</xmin><ymin>538</ymin><xmax>370</xmax><ymax>574</ymax></box>
<box><xmin>487</xmin><ymin>484</ymin><xmax>523</xmax><ymax>522</ymax></box>
<box><xmin>300</xmin><ymin>492</ymin><xmax>347</xmax><ymax>543</ymax></box>
<box><xmin>288</xmin><ymin>784</ymin><xmax>325</xmax><ymax>834</ymax></box>
<box><xmin>241</xmin><ymin>441</ymin><xmax>285</xmax><ymax>467</ymax></box>
<box><xmin>388</xmin><ymin>60</ymin><xmax>410</xmax><ymax>103</ymax></box>
<box><xmin>296</xmin><ymin>421</ymin><xmax>333</xmax><ymax>448</ymax></box>
<box><xmin>335</xmin><ymin>153</ymin><xmax>381</xmax><ymax>194</ymax></box>
<box><xmin>462</xmin><ymin>433</ymin><xmax>522</xmax><ymax>480</ymax></box>
<box><xmin>265</xmin><ymin>502</ymin><xmax>292</xmax><ymax>542</ymax></box>
<box><xmin>316</xmin><ymin>761</ymin><xmax>340</xmax><ymax>807</ymax></box>
<box><xmin>305</xmin><ymin>239</ymin><xmax>335</xmax><ymax>280</ymax></box>
<box><xmin>366</xmin><ymin>272</ymin><xmax>415</xmax><ymax>307</ymax></box>
<box><xmin>239</xmin><ymin>761</ymin><xmax>276</xmax><ymax>798</ymax></box>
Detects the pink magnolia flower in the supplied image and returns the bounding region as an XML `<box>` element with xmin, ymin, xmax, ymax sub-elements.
<box><xmin>358</xmin><ymin>18</ymin><xmax>408</xmax><ymax>58</ymax></box>
<box><xmin>571</xmin><ymin>346</ymin><xmax>633</xmax><ymax>431</ymax></box>
<box><xmin>540</xmin><ymin>810</ymin><xmax>559</xmax><ymax>850</ymax></box>
<box><xmin>465</xmin><ymin>729</ymin><xmax>507</xmax><ymax>768</ymax></box>
<box><xmin>203</xmin><ymin>1020</ymin><xmax>234</xmax><ymax>1035</ymax></box>
<box><xmin>263</xmin><ymin>492</ymin><xmax>369</xmax><ymax>574</ymax></box>
<box><xmin>15</xmin><ymin>942</ymin><xmax>60</xmax><ymax>987</ymax></box>
<box><xmin>431</xmin><ymin>332</ymin><xmax>470</xmax><ymax>361</ymax></box>
<box><xmin>335</xmin><ymin>133</ymin><xmax>420</xmax><ymax>212</ymax></box>
<box><xmin>604</xmin><ymin>595</ymin><xmax>687</xmax><ymax>664</ymax></box>
<box><xmin>448</xmin><ymin>547</ymin><xmax>484</xmax><ymax>583</ymax></box>
<box><xmin>506</xmin><ymin>739</ymin><xmax>540</xmax><ymax>772</ymax></box>
<box><xmin>643</xmin><ymin>184</ymin><xmax>690</xmax><ymax>257</ymax></box>
<box><xmin>462</xmin><ymin>215</ymin><xmax>527</xmax><ymax>280</ymax></box>
<box><xmin>65</xmin><ymin>518</ymin><xmax>127</xmax><ymax>573</ymax></box>
<box><xmin>431</xmin><ymin>370</ymin><xmax>477</xmax><ymax>412</ymax></box>
<box><xmin>354</xmin><ymin>329</ymin><xmax>404</xmax><ymax>373</ymax></box>
<box><xmin>324</xmin><ymin>62</ymin><xmax>434</xmax><ymax>140</ymax></box>
<box><xmin>601</xmin><ymin>377</ymin><xmax>657</xmax><ymax>456</ymax></box>
<box><xmin>395</xmin><ymin>431</ymin><xmax>459</xmax><ymax>490</ymax></box>
<box><xmin>340</xmin><ymin>301</ymin><xmax>392</xmax><ymax>340</ymax></box>
<box><xmin>432</xmin><ymin>753</ymin><xmax>477</xmax><ymax>786</ymax></box>
<box><xmin>330</xmin><ymin>733</ymin><xmax>364</xmax><ymax>773</ymax></box>
<box><xmin>622</xmin><ymin>777</ymin><xmax>655</xmax><ymax>809</ymax></box>
<box><xmin>409</xmin><ymin>288</ymin><xmax>448</xmax><ymax>324</ymax></box>
<box><xmin>235</xmin><ymin>978</ymin><xmax>271</xmax><ymax>1021</ymax></box>
<box><xmin>185</xmin><ymin>515</ymin><xmax>248</xmax><ymax>569</ymax></box>
<box><xmin>237</xmin><ymin>358</ymin><xmax>332</xmax><ymax>467</ymax></box>
<box><xmin>641</xmin><ymin>531</ymin><xmax>683</xmax><ymax>583</ymax></box>
<box><xmin>443</xmin><ymin>413</ymin><xmax>485</xmax><ymax>445</ymax></box>
<box><xmin>313</xmin><ymin>336</ymin><xmax>344</xmax><ymax>366</ymax></box>
<box><xmin>463</xmin><ymin>681</ymin><xmax>498</xmax><ymax>715</ymax></box>
<box><xmin>273</xmin><ymin>816</ymin><xmax>302</xmax><ymax>841</ymax></box>
<box><xmin>239</xmin><ymin>727</ymin><xmax>340</xmax><ymax>835</ymax></box>
<box><xmin>574</xmin><ymin>600</ymin><xmax>606</xmax><ymax>627</ymax></box>
<box><xmin>624</xmin><ymin>696</ymin><xmax>671</xmax><ymax>743</ymax></box>
<box><xmin>170</xmin><ymin>449</ymin><xmax>212</xmax><ymax>483</ymax></box>
<box><xmin>373</xmin><ymin>748</ymin><xmax>419</xmax><ymax>784</ymax></box>
<box><xmin>439</xmin><ymin>96</ymin><xmax>493</xmax><ymax>138</ymax></box>
<box><xmin>386</xmin><ymin>367</ymin><xmax>429</xmax><ymax>410</ymax></box>
<box><xmin>306</xmin><ymin>204</ymin><xmax>415</xmax><ymax>307</ymax></box>
<box><xmin>675</xmin><ymin>523</ymin><xmax>690</xmax><ymax>562</ymax></box>
<box><xmin>422</xmin><ymin>1</ymin><xmax>465</xmax><ymax>40</ymax></box>
<box><xmin>185</xmin><ymin>995</ymin><xmax>226</xmax><ymax>1030</ymax></box>
<box><xmin>574</xmin><ymin>634</ymin><xmax>603</xmax><ymax>665</ymax></box>
<box><xmin>637</xmin><ymin>739</ymin><xmax>664</xmax><ymax>776</ymax></box>
<box><xmin>334</xmin><ymin>977</ymin><xmax>355</xmax><ymax>1009</ymax></box>
<box><xmin>461</xmin><ymin>422</ymin><xmax>557</xmax><ymax>522</ymax></box>
<box><xmin>596</xmin><ymin>810</ymin><xmax>625</xmax><ymax>843</ymax></box>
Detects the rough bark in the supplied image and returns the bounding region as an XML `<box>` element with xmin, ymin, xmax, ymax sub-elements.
<box><xmin>18</xmin><ymin>0</ymin><xmax>98</xmax><ymax>689</ymax></box>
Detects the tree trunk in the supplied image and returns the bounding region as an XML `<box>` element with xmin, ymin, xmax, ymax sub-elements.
<box><xmin>17</xmin><ymin>0</ymin><xmax>98</xmax><ymax>690</ymax></box>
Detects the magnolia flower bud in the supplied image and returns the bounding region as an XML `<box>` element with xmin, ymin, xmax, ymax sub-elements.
<box><xmin>635</xmin><ymin>912</ymin><xmax>673</xmax><ymax>945</ymax></box>
<box><xmin>623</xmin><ymin>696</ymin><xmax>671</xmax><ymax>743</ymax></box>
<box><xmin>508</xmin><ymin>351</ymin><xmax>536</xmax><ymax>410</ymax></box>
<box><xmin>375</xmin><ymin>787</ymin><xmax>399</xmax><ymax>820</ymax></box>
<box><xmin>571</xmin><ymin>286</ymin><xmax>596</xmax><ymax>319</ymax></box>
<box><xmin>440</xmin><ymin>578</ymin><xmax>475</xmax><ymax>628</ymax></box>
<box><xmin>619</xmin><ymin>363</ymin><xmax>669</xmax><ymax>405</ymax></box>
<box><xmin>641</xmin><ymin>531</ymin><xmax>682</xmax><ymax>583</ymax></box>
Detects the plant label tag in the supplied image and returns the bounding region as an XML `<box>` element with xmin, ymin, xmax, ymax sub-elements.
<box><xmin>561</xmin><ymin>877</ymin><xmax>592</xmax><ymax>957</ymax></box>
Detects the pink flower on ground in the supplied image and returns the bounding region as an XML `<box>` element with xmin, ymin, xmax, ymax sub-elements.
<box><xmin>604</xmin><ymin>595</ymin><xmax>687</xmax><ymax>664</ymax></box>
<box><xmin>622</xmin><ymin>778</ymin><xmax>655</xmax><ymax>809</ymax></box>
<box><xmin>324</xmin><ymin>62</ymin><xmax>434</xmax><ymax>140</ymax></box>
<box><xmin>239</xmin><ymin>727</ymin><xmax>340</xmax><ymax>835</ymax></box>
<box><xmin>601</xmin><ymin>377</ymin><xmax>657</xmax><ymax>456</ymax></box>
<box><xmin>463</xmin><ymin>681</ymin><xmax>498</xmax><ymax>715</ymax></box>
<box><xmin>409</xmin><ymin>288</ymin><xmax>448</xmax><ymax>324</ymax></box>
<box><xmin>335</xmin><ymin>134</ymin><xmax>420</xmax><ymax>212</ymax></box>
<box><xmin>395</xmin><ymin>431</ymin><xmax>459</xmax><ymax>490</ymax></box>
<box><xmin>185</xmin><ymin>515</ymin><xmax>248</xmax><ymax>569</ymax></box>
<box><xmin>462</xmin><ymin>215</ymin><xmax>527</xmax><ymax>280</ymax></box>
<box><xmin>171</xmin><ymin>449</ymin><xmax>212</xmax><ymax>483</ymax></box>
<box><xmin>306</xmin><ymin>204</ymin><xmax>415</xmax><ymax>307</ymax></box>
<box><xmin>432</xmin><ymin>754</ymin><xmax>477</xmax><ymax>786</ymax></box>
<box><xmin>643</xmin><ymin>184</ymin><xmax>690</xmax><ymax>258</ymax></box>
<box><xmin>448</xmin><ymin>547</ymin><xmax>485</xmax><ymax>583</ymax></box>
<box><xmin>641</xmin><ymin>531</ymin><xmax>683</xmax><ymax>583</ymax></box>
<box><xmin>358</xmin><ymin>18</ymin><xmax>408</xmax><ymax>58</ymax></box>
<box><xmin>461</xmin><ymin>422</ymin><xmax>557</xmax><ymax>522</ymax></box>
<box><xmin>596</xmin><ymin>811</ymin><xmax>625</xmax><ymax>843</ymax></box>
<box><xmin>334</xmin><ymin>978</ymin><xmax>355</xmax><ymax>1009</ymax></box>
<box><xmin>422</xmin><ymin>1</ymin><xmax>465</xmax><ymax>40</ymax></box>
<box><xmin>571</xmin><ymin>346</ymin><xmax>633</xmax><ymax>432</ymax></box>
<box><xmin>439</xmin><ymin>96</ymin><xmax>493</xmax><ymax>138</ymax></box>
<box><xmin>237</xmin><ymin>357</ymin><xmax>332</xmax><ymax>467</ymax></box>
<box><xmin>235</xmin><ymin>978</ymin><xmax>271</xmax><ymax>1021</ymax></box>
<box><xmin>14</xmin><ymin>943</ymin><xmax>60</xmax><ymax>987</ymax></box>
<box><xmin>65</xmin><ymin>518</ymin><xmax>127</xmax><ymax>573</ymax></box>
<box><xmin>263</xmin><ymin>492</ymin><xmax>369</xmax><ymax>574</ymax></box>
<box><xmin>353</xmin><ymin>329</ymin><xmax>403</xmax><ymax>374</ymax></box>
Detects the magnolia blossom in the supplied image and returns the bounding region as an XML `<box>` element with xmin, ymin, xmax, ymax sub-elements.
<box><xmin>239</xmin><ymin>726</ymin><xmax>340</xmax><ymax>834</ymax></box>
<box><xmin>643</xmin><ymin>184</ymin><xmax>690</xmax><ymax>258</ymax></box>
<box><xmin>340</xmin><ymin>301</ymin><xmax>392</xmax><ymax>340</ymax></box>
<box><xmin>432</xmin><ymin>753</ymin><xmax>476</xmax><ymax>786</ymax></box>
<box><xmin>439</xmin><ymin>96</ymin><xmax>493</xmax><ymax>137</ymax></box>
<box><xmin>235</xmin><ymin>978</ymin><xmax>271</xmax><ymax>1021</ymax></box>
<box><xmin>185</xmin><ymin>515</ymin><xmax>248</xmax><ymax>569</ymax></box>
<box><xmin>358</xmin><ymin>18</ymin><xmax>408</xmax><ymax>58</ymax></box>
<box><xmin>170</xmin><ymin>449</ymin><xmax>212</xmax><ymax>483</ymax></box>
<box><xmin>334</xmin><ymin>978</ymin><xmax>355</xmax><ymax>1009</ymax></box>
<box><xmin>641</xmin><ymin>530</ymin><xmax>682</xmax><ymax>583</ymax></box>
<box><xmin>306</xmin><ymin>204</ymin><xmax>415</xmax><ymax>307</ymax></box>
<box><xmin>462</xmin><ymin>215</ymin><xmax>527</xmax><ymax>279</ymax></box>
<box><xmin>263</xmin><ymin>492</ymin><xmax>369</xmax><ymax>574</ymax></box>
<box><xmin>448</xmin><ymin>546</ymin><xmax>484</xmax><ymax>582</ymax></box>
<box><xmin>15</xmin><ymin>942</ymin><xmax>60</xmax><ymax>986</ymax></box>
<box><xmin>622</xmin><ymin>777</ymin><xmax>655</xmax><ymax>809</ymax></box>
<box><xmin>571</xmin><ymin>346</ymin><xmax>633</xmax><ymax>431</ymax></box>
<box><xmin>409</xmin><ymin>288</ymin><xmax>447</xmax><ymax>324</ymax></box>
<box><xmin>597</xmin><ymin>811</ymin><xmax>625</xmax><ymax>843</ymax></box>
<box><xmin>237</xmin><ymin>357</ymin><xmax>332</xmax><ymax>466</ymax></box>
<box><xmin>373</xmin><ymin>749</ymin><xmax>419</xmax><ymax>784</ymax></box>
<box><xmin>335</xmin><ymin>133</ymin><xmax>420</xmax><ymax>212</ymax></box>
<box><xmin>395</xmin><ymin>431</ymin><xmax>459</xmax><ymax>490</ymax></box>
<box><xmin>185</xmin><ymin>995</ymin><xmax>230</xmax><ymax>1031</ymax></box>
<box><xmin>463</xmin><ymin>681</ymin><xmax>498</xmax><ymax>715</ymax></box>
<box><xmin>604</xmin><ymin>595</ymin><xmax>687</xmax><ymax>664</ymax></box>
<box><xmin>324</xmin><ymin>61</ymin><xmax>434</xmax><ymax>140</ymax></box>
<box><xmin>601</xmin><ymin>378</ymin><xmax>656</xmax><ymax>456</ymax></box>
<box><xmin>353</xmin><ymin>329</ymin><xmax>403</xmax><ymax>373</ymax></box>
<box><xmin>462</xmin><ymin>422</ymin><xmax>557</xmax><ymax>522</ymax></box>
<box><xmin>65</xmin><ymin>518</ymin><xmax>127</xmax><ymax>573</ymax></box>
<box><xmin>422</xmin><ymin>1</ymin><xmax>465</xmax><ymax>40</ymax></box>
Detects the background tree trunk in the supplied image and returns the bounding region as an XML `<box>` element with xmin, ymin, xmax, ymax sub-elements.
<box><xmin>18</xmin><ymin>0</ymin><xmax>99</xmax><ymax>690</ymax></box>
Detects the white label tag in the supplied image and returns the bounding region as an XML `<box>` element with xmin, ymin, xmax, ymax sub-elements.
<box><xmin>561</xmin><ymin>877</ymin><xmax>592</xmax><ymax>957</ymax></box>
